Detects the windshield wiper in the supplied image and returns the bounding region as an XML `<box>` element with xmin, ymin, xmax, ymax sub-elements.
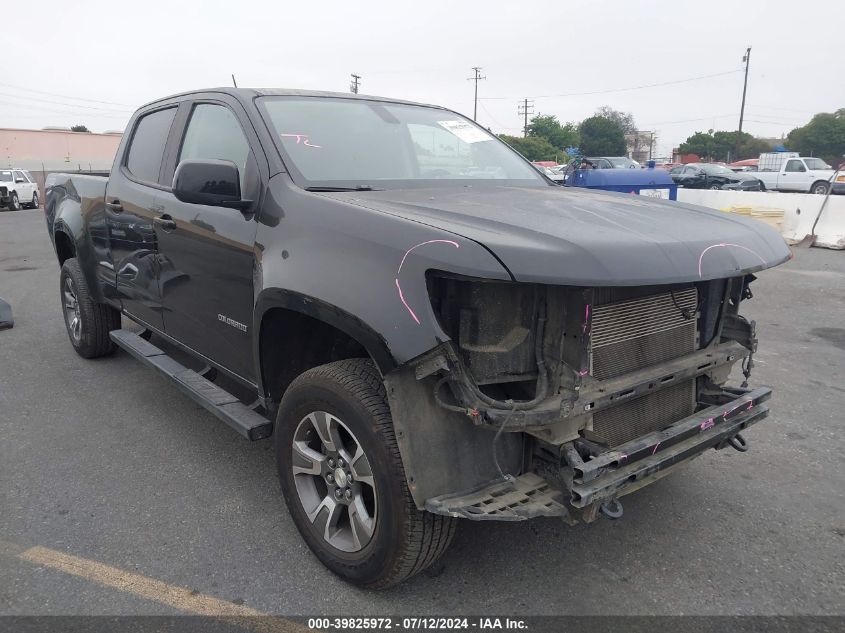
<box><xmin>305</xmin><ymin>185</ymin><xmax>382</xmax><ymax>192</ymax></box>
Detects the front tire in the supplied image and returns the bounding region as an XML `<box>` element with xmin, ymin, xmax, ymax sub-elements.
<box><xmin>60</xmin><ymin>258</ymin><xmax>121</xmax><ymax>358</ymax></box>
<box><xmin>8</xmin><ymin>192</ymin><xmax>20</xmax><ymax>211</ymax></box>
<box><xmin>811</xmin><ymin>181</ymin><xmax>830</xmax><ymax>195</ymax></box>
<box><xmin>275</xmin><ymin>359</ymin><xmax>456</xmax><ymax>588</ymax></box>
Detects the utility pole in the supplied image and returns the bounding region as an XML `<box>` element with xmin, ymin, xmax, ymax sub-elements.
<box><xmin>350</xmin><ymin>74</ymin><xmax>361</xmax><ymax>94</ymax></box>
<box><xmin>518</xmin><ymin>99</ymin><xmax>534</xmax><ymax>138</ymax></box>
<box><xmin>736</xmin><ymin>47</ymin><xmax>751</xmax><ymax>160</ymax></box>
<box><xmin>231</xmin><ymin>74</ymin><xmax>238</xmax><ymax>88</ymax></box>
<box><xmin>466</xmin><ymin>67</ymin><xmax>486</xmax><ymax>121</ymax></box>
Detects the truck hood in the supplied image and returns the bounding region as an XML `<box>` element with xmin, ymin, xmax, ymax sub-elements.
<box><xmin>328</xmin><ymin>185</ymin><xmax>791</xmax><ymax>286</ymax></box>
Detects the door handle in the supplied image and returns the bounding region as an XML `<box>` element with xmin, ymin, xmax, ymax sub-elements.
<box><xmin>106</xmin><ymin>200</ymin><xmax>123</xmax><ymax>213</ymax></box>
<box><xmin>153</xmin><ymin>215</ymin><xmax>177</xmax><ymax>231</ymax></box>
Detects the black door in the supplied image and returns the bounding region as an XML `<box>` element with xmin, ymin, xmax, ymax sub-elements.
<box><xmin>106</xmin><ymin>105</ymin><xmax>178</xmax><ymax>331</ymax></box>
<box><xmin>155</xmin><ymin>100</ymin><xmax>262</xmax><ymax>382</ymax></box>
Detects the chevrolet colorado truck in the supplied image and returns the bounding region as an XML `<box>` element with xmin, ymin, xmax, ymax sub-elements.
<box><xmin>45</xmin><ymin>88</ymin><xmax>790</xmax><ymax>588</ymax></box>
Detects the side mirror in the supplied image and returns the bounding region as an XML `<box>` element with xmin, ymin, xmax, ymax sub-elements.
<box><xmin>172</xmin><ymin>159</ymin><xmax>251</xmax><ymax>209</ymax></box>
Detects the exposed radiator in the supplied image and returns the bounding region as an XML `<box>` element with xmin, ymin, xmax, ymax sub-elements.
<box><xmin>589</xmin><ymin>288</ymin><xmax>698</xmax><ymax>447</ymax></box>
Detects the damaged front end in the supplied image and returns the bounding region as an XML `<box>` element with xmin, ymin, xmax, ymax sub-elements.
<box><xmin>385</xmin><ymin>271</ymin><xmax>769</xmax><ymax>524</ymax></box>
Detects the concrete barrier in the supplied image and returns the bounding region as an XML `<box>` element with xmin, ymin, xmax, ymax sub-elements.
<box><xmin>676</xmin><ymin>189</ymin><xmax>845</xmax><ymax>250</ymax></box>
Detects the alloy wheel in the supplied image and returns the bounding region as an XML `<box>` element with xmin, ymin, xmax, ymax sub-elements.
<box><xmin>291</xmin><ymin>410</ymin><xmax>377</xmax><ymax>552</ymax></box>
<box><xmin>63</xmin><ymin>276</ymin><xmax>82</xmax><ymax>342</ymax></box>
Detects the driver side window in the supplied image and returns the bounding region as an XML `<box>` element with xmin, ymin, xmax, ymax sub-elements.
<box><xmin>179</xmin><ymin>104</ymin><xmax>251</xmax><ymax>191</ymax></box>
<box><xmin>784</xmin><ymin>160</ymin><xmax>806</xmax><ymax>173</ymax></box>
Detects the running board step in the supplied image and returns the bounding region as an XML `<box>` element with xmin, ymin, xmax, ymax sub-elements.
<box><xmin>110</xmin><ymin>329</ymin><xmax>273</xmax><ymax>441</ymax></box>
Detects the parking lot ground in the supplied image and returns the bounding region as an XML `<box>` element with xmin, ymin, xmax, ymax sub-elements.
<box><xmin>1</xmin><ymin>208</ymin><xmax>844</xmax><ymax>616</ymax></box>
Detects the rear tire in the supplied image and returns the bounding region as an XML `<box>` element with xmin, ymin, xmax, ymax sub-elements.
<box><xmin>275</xmin><ymin>358</ymin><xmax>456</xmax><ymax>588</ymax></box>
<box><xmin>29</xmin><ymin>192</ymin><xmax>39</xmax><ymax>209</ymax></box>
<box><xmin>60</xmin><ymin>258</ymin><xmax>121</xmax><ymax>358</ymax></box>
<box><xmin>811</xmin><ymin>181</ymin><xmax>830</xmax><ymax>195</ymax></box>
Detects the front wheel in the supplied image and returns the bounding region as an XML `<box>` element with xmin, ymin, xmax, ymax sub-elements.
<box><xmin>275</xmin><ymin>359</ymin><xmax>456</xmax><ymax>588</ymax></box>
<box><xmin>709</xmin><ymin>184</ymin><xmax>722</xmax><ymax>190</ymax></box>
<box><xmin>8</xmin><ymin>192</ymin><xmax>20</xmax><ymax>211</ymax></box>
<box><xmin>60</xmin><ymin>258</ymin><xmax>121</xmax><ymax>358</ymax></box>
<box><xmin>811</xmin><ymin>181</ymin><xmax>830</xmax><ymax>195</ymax></box>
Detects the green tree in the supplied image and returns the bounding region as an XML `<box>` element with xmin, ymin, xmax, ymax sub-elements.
<box><xmin>70</xmin><ymin>124</ymin><xmax>90</xmax><ymax>133</ymax></box>
<box><xmin>499</xmin><ymin>134</ymin><xmax>568</xmax><ymax>162</ymax></box>
<box><xmin>527</xmin><ymin>114</ymin><xmax>579</xmax><ymax>150</ymax></box>
<box><xmin>595</xmin><ymin>106</ymin><xmax>637</xmax><ymax>135</ymax></box>
<box><xmin>578</xmin><ymin>116</ymin><xmax>626</xmax><ymax>156</ymax></box>
<box><xmin>786</xmin><ymin>110</ymin><xmax>845</xmax><ymax>164</ymax></box>
<box><xmin>680</xmin><ymin>130</ymin><xmax>773</xmax><ymax>161</ymax></box>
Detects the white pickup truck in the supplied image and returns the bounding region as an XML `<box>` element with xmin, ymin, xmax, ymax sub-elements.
<box><xmin>754</xmin><ymin>152</ymin><xmax>834</xmax><ymax>195</ymax></box>
<box><xmin>0</xmin><ymin>168</ymin><xmax>40</xmax><ymax>210</ymax></box>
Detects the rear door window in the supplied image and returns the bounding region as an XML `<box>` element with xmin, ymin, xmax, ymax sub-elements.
<box><xmin>125</xmin><ymin>107</ymin><xmax>177</xmax><ymax>184</ymax></box>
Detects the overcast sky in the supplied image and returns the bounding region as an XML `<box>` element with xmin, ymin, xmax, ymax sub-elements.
<box><xmin>2</xmin><ymin>0</ymin><xmax>842</xmax><ymax>156</ymax></box>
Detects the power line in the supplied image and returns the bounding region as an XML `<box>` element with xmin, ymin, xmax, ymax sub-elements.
<box><xmin>478</xmin><ymin>68</ymin><xmax>743</xmax><ymax>101</ymax></box>
<box><xmin>0</xmin><ymin>81</ymin><xmax>135</xmax><ymax>107</ymax></box>
<box><xmin>0</xmin><ymin>90</ymin><xmax>134</xmax><ymax>113</ymax></box>
<box><xmin>467</xmin><ymin>67</ymin><xmax>486</xmax><ymax>121</ymax></box>
<box><xmin>518</xmin><ymin>99</ymin><xmax>534</xmax><ymax>137</ymax></box>
<box><xmin>0</xmin><ymin>99</ymin><xmax>131</xmax><ymax>118</ymax></box>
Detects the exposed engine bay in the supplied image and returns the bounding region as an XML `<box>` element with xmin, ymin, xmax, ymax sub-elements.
<box><xmin>385</xmin><ymin>271</ymin><xmax>768</xmax><ymax>524</ymax></box>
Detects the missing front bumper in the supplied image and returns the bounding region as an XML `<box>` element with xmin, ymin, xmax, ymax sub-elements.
<box><xmin>423</xmin><ymin>386</ymin><xmax>771</xmax><ymax>521</ymax></box>
<box><xmin>566</xmin><ymin>386</ymin><xmax>771</xmax><ymax>507</ymax></box>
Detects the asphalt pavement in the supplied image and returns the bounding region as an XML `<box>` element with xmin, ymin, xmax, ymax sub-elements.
<box><xmin>1</xmin><ymin>208</ymin><xmax>843</xmax><ymax>616</ymax></box>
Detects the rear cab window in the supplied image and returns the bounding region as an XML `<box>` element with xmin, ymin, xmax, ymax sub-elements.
<box><xmin>125</xmin><ymin>107</ymin><xmax>178</xmax><ymax>184</ymax></box>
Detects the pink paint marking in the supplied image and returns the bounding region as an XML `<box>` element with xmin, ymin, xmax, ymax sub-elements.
<box><xmin>700</xmin><ymin>418</ymin><xmax>715</xmax><ymax>431</ymax></box>
<box><xmin>652</xmin><ymin>441</ymin><xmax>661</xmax><ymax>455</ymax></box>
<box><xmin>394</xmin><ymin>278</ymin><xmax>420</xmax><ymax>325</ymax></box>
<box><xmin>395</xmin><ymin>240</ymin><xmax>460</xmax><ymax>325</ymax></box>
<box><xmin>747</xmin><ymin>401</ymin><xmax>754</xmax><ymax>411</ymax></box>
<box><xmin>582</xmin><ymin>304</ymin><xmax>591</xmax><ymax>333</ymax></box>
<box><xmin>618</xmin><ymin>453</ymin><xmax>628</xmax><ymax>464</ymax></box>
<box><xmin>697</xmin><ymin>243</ymin><xmax>768</xmax><ymax>278</ymax></box>
<box><xmin>577</xmin><ymin>368</ymin><xmax>589</xmax><ymax>377</ymax></box>
<box><xmin>280</xmin><ymin>133</ymin><xmax>321</xmax><ymax>148</ymax></box>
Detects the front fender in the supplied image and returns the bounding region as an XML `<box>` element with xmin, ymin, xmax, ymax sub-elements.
<box><xmin>254</xmin><ymin>176</ymin><xmax>512</xmax><ymax>371</ymax></box>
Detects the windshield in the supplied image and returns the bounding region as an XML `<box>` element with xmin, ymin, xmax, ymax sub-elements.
<box><xmin>606</xmin><ymin>157</ymin><xmax>639</xmax><ymax>168</ymax></box>
<box><xmin>804</xmin><ymin>158</ymin><xmax>831</xmax><ymax>170</ymax></box>
<box><xmin>258</xmin><ymin>97</ymin><xmax>545</xmax><ymax>189</ymax></box>
<box><xmin>0</xmin><ymin>170</ymin><xmax>12</xmax><ymax>182</ymax></box>
<box><xmin>700</xmin><ymin>164</ymin><xmax>734</xmax><ymax>176</ymax></box>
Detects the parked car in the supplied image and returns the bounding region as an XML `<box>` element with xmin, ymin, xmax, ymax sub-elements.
<box><xmin>832</xmin><ymin>169</ymin><xmax>845</xmax><ymax>195</ymax></box>
<box><xmin>755</xmin><ymin>153</ymin><xmax>834</xmax><ymax>194</ymax></box>
<box><xmin>45</xmin><ymin>87</ymin><xmax>789</xmax><ymax>588</ymax></box>
<box><xmin>671</xmin><ymin>163</ymin><xmax>764</xmax><ymax>191</ymax></box>
<box><xmin>0</xmin><ymin>168</ymin><xmax>40</xmax><ymax>210</ymax></box>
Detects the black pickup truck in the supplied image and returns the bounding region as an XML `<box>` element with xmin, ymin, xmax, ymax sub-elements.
<box><xmin>45</xmin><ymin>88</ymin><xmax>790</xmax><ymax>588</ymax></box>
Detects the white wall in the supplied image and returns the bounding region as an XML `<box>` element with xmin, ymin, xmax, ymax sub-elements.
<box><xmin>677</xmin><ymin>189</ymin><xmax>845</xmax><ymax>250</ymax></box>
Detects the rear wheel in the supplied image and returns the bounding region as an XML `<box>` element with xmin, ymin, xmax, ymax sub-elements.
<box><xmin>709</xmin><ymin>183</ymin><xmax>722</xmax><ymax>190</ymax></box>
<box><xmin>8</xmin><ymin>192</ymin><xmax>20</xmax><ymax>211</ymax></box>
<box><xmin>275</xmin><ymin>358</ymin><xmax>456</xmax><ymax>588</ymax></box>
<box><xmin>811</xmin><ymin>181</ymin><xmax>830</xmax><ymax>195</ymax></box>
<box><xmin>60</xmin><ymin>258</ymin><xmax>121</xmax><ymax>358</ymax></box>
<box><xmin>29</xmin><ymin>191</ymin><xmax>39</xmax><ymax>209</ymax></box>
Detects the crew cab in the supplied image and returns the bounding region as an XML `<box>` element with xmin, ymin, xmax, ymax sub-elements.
<box><xmin>44</xmin><ymin>88</ymin><xmax>790</xmax><ymax>588</ymax></box>
<box><xmin>1</xmin><ymin>168</ymin><xmax>40</xmax><ymax>210</ymax></box>
<box><xmin>754</xmin><ymin>152</ymin><xmax>835</xmax><ymax>194</ymax></box>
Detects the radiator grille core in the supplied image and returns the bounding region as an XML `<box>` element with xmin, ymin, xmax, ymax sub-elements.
<box><xmin>589</xmin><ymin>288</ymin><xmax>698</xmax><ymax>447</ymax></box>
